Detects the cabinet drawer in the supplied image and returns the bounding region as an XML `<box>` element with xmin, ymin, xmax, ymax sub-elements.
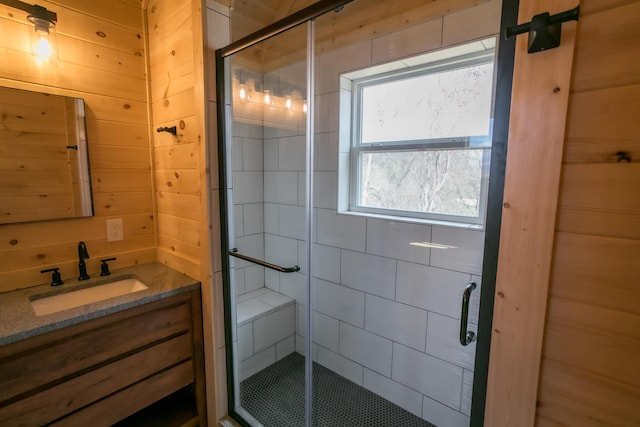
<box><xmin>0</xmin><ymin>333</ymin><xmax>193</xmax><ymax>426</ymax></box>
<box><xmin>0</xmin><ymin>293</ymin><xmax>192</xmax><ymax>405</ymax></box>
<box><xmin>52</xmin><ymin>361</ymin><xmax>195</xmax><ymax>427</ymax></box>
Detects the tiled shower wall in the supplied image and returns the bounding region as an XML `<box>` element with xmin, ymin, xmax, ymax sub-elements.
<box><xmin>227</xmin><ymin>1</ymin><xmax>501</xmax><ymax>426</ymax></box>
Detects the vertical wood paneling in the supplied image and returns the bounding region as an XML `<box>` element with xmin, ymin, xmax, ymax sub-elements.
<box><xmin>147</xmin><ymin>5</ymin><xmax>216</xmax><ymax>422</ymax></box>
<box><xmin>536</xmin><ymin>0</ymin><xmax>640</xmax><ymax>424</ymax></box>
<box><xmin>483</xmin><ymin>0</ymin><xmax>578</xmax><ymax>423</ymax></box>
<box><xmin>0</xmin><ymin>1</ymin><xmax>153</xmax><ymax>292</ymax></box>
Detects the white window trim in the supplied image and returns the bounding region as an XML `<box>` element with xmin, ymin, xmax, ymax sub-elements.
<box><xmin>338</xmin><ymin>41</ymin><xmax>497</xmax><ymax>228</ymax></box>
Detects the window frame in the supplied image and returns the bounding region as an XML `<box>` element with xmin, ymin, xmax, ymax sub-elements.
<box><xmin>345</xmin><ymin>48</ymin><xmax>497</xmax><ymax>226</ymax></box>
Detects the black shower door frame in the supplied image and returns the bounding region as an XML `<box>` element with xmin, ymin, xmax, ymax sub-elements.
<box><xmin>214</xmin><ymin>0</ymin><xmax>519</xmax><ymax>425</ymax></box>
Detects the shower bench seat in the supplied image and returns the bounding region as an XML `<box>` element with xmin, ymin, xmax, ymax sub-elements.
<box><xmin>236</xmin><ymin>288</ymin><xmax>296</xmax><ymax>380</ymax></box>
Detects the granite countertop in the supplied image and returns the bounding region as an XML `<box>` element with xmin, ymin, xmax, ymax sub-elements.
<box><xmin>0</xmin><ymin>262</ymin><xmax>200</xmax><ymax>346</ymax></box>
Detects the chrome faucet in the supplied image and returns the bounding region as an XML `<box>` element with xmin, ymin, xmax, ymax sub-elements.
<box><xmin>78</xmin><ymin>241</ymin><xmax>90</xmax><ymax>281</ymax></box>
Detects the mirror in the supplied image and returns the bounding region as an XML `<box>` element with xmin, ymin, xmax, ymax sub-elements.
<box><xmin>0</xmin><ymin>86</ymin><xmax>93</xmax><ymax>224</ymax></box>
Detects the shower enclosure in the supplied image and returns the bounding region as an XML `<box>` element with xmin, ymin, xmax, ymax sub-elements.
<box><xmin>215</xmin><ymin>0</ymin><xmax>513</xmax><ymax>425</ymax></box>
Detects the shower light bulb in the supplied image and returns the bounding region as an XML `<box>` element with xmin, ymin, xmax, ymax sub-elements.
<box><xmin>239</xmin><ymin>84</ymin><xmax>246</xmax><ymax>100</ymax></box>
<box><xmin>264</xmin><ymin>90</ymin><xmax>271</xmax><ymax>105</ymax></box>
<box><xmin>302</xmin><ymin>100</ymin><xmax>308</xmax><ymax>113</ymax></box>
<box><xmin>285</xmin><ymin>96</ymin><xmax>292</xmax><ymax>110</ymax></box>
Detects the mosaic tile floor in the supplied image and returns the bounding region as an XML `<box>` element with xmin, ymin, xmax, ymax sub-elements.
<box><xmin>240</xmin><ymin>352</ymin><xmax>435</xmax><ymax>427</ymax></box>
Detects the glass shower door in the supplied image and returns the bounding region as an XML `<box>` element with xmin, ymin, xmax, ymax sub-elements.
<box><xmin>217</xmin><ymin>1</ymin><xmax>509</xmax><ymax>425</ymax></box>
<box><xmin>223</xmin><ymin>23</ymin><xmax>311</xmax><ymax>426</ymax></box>
<box><xmin>307</xmin><ymin>4</ymin><xmax>494</xmax><ymax>426</ymax></box>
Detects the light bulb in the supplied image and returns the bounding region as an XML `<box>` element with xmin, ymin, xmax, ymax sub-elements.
<box><xmin>302</xmin><ymin>100</ymin><xmax>308</xmax><ymax>113</ymax></box>
<box><xmin>28</xmin><ymin>16</ymin><xmax>56</xmax><ymax>63</ymax></box>
<box><xmin>239</xmin><ymin>84</ymin><xmax>246</xmax><ymax>100</ymax></box>
<box><xmin>264</xmin><ymin>90</ymin><xmax>271</xmax><ymax>105</ymax></box>
<box><xmin>33</xmin><ymin>34</ymin><xmax>52</xmax><ymax>60</ymax></box>
<box><xmin>285</xmin><ymin>96</ymin><xmax>292</xmax><ymax>110</ymax></box>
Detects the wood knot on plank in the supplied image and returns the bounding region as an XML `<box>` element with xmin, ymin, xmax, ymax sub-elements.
<box><xmin>616</xmin><ymin>151</ymin><xmax>631</xmax><ymax>162</ymax></box>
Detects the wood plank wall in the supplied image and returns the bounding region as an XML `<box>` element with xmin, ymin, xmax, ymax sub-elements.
<box><xmin>536</xmin><ymin>0</ymin><xmax>640</xmax><ymax>424</ymax></box>
<box><xmin>484</xmin><ymin>0</ymin><xmax>578</xmax><ymax>422</ymax></box>
<box><xmin>146</xmin><ymin>1</ymin><xmax>217</xmax><ymax>422</ymax></box>
<box><xmin>146</xmin><ymin>0</ymin><xmax>208</xmax><ymax>281</ymax></box>
<box><xmin>0</xmin><ymin>0</ymin><xmax>155</xmax><ymax>292</ymax></box>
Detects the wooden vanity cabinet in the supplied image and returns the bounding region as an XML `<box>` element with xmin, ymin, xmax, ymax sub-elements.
<box><xmin>0</xmin><ymin>289</ymin><xmax>206</xmax><ymax>426</ymax></box>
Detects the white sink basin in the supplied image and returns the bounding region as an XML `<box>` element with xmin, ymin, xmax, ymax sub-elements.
<box><xmin>31</xmin><ymin>278</ymin><xmax>148</xmax><ymax>316</ymax></box>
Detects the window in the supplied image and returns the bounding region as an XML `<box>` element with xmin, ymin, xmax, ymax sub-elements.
<box><xmin>339</xmin><ymin>39</ymin><xmax>496</xmax><ymax>226</ymax></box>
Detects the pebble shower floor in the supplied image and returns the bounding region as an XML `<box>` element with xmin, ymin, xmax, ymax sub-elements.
<box><xmin>240</xmin><ymin>352</ymin><xmax>436</xmax><ymax>427</ymax></box>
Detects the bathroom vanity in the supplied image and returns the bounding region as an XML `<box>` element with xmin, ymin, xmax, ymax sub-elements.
<box><xmin>0</xmin><ymin>263</ymin><xmax>206</xmax><ymax>426</ymax></box>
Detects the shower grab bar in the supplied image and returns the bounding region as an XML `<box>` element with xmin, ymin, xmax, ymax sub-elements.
<box><xmin>228</xmin><ymin>248</ymin><xmax>300</xmax><ymax>273</ymax></box>
<box><xmin>460</xmin><ymin>281</ymin><xmax>477</xmax><ymax>346</ymax></box>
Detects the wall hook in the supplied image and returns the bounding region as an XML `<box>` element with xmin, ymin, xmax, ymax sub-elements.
<box><xmin>506</xmin><ymin>5</ymin><xmax>579</xmax><ymax>54</ymax></box>
<box><xmin>156</xmin><ymin>126</ymin><xmax>177</xmax><ymax>136</ymax></box>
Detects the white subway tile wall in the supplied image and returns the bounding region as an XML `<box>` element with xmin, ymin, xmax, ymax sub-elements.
<box><xmin>317</xmin><ymin>279</ymin><xmax>365</xmax><ymax>328</ymax></box>
<box><xmin>461</xmin><ymin>369</ymin><xmax>474</xmax><ymax>416</ymax></box>
<box><xmin>340</xmin><ymin>250</ymin><xmax>396</xmax><ymax>299</ymax></box>
<box><xmin>392</xmin><ymin>344</ymin><xmax>464</xmax><ymax>409</ymax></box>
<box><xmin>366</xmin><ymin>218</ymin><xmax>432</xmax><ymax>265</ymax></box>
<box><xmin>316</xmin><ymin>208</ymin><xmax>366</xmax><ymax>252</ymax></box>
<box><xmin>365</xmin><ymin>294</ymin><xmax>428</xmax><ymax>351</ymax></box>
<box><xmin>317</xmin><ymin>345</ymin><xmax>364</xmax><ymax>385</ymax></box>
<box><xmin>422</xmin><ymin>396</ymin><xmax>471</xmax><ymax>427</ymax></box>
<box><xmin>363</xmin><ymin>368</ymin><xmax>424</xmax><ymax>418</ymax></box>
<box><xmin>340</xmin><ymin>322</ymin><xmax>393</xmax><ymax>377</ymax></box>
<box><xmin>225</xmin><ymin>1</ymin><xmax>501</xmax><ymax>424</ymax></box>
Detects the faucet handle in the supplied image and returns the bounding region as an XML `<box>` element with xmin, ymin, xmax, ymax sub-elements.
<box><xmin>100</xmin><ymin>257</ymin><xmax>116</xmax><ymax>276</ymax></box>
<box><xmin>41</xmin><ymin>268</ymin><xmax>64</xmax><ymax>286</ymax></box>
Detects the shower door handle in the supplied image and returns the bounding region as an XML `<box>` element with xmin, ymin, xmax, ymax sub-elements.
<box><xmin>459</xmin><ymin>281</ymin><xmax>477</xmax><ymax>346</ymax></box>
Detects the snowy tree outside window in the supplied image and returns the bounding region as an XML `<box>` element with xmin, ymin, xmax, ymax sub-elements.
<box><xmin>342</xmin><ymin>42</ymin><xmax>496</xmax><ymax>225</ymax></box>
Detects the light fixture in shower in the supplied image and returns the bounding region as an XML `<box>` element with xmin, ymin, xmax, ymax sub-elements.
<box><xmin>236</xmin><ymin>69</ymin><xmax>248</xmax><ymax>100</ymax></box>
<box><xmin>232</xmin><ymin>68</ymin><xmax>308</xmax><ymax>114</ymax></box>
<box><xmin>1</xmin><ymin>0</ymin><xmax>58</xmax><ymax>63</ymax></box>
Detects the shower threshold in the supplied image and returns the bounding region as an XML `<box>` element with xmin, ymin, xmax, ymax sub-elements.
<box><xmin>240</xmin><ymin>352</ymin><xmax>436</xmax><ymax>427</ymax></box>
